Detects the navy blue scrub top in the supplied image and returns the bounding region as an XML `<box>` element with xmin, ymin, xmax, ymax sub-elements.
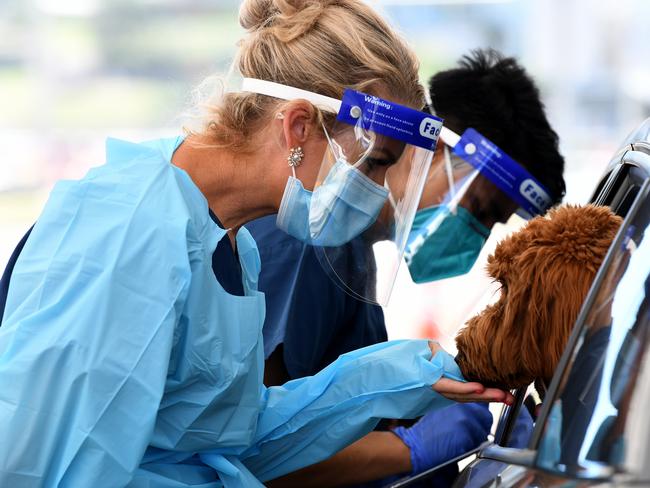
<box><xmin>0</xmin><ymin>212</ymin><xmax>244</xmax><ymax>324</ymax></box>
<box><xmin>246</xmin><ymin>214</ymin><xmax>387</xmax><ymax>379</ymax></box>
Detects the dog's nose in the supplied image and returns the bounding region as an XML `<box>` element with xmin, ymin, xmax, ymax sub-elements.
<box><xmin>454</xmin><ymin>350</ymin><xmax>465</xmax><ymax>367</ymax></box>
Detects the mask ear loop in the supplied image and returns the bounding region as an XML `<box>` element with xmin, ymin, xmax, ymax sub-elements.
<box><xmin>443</xmin><ymin>145</ymin><xmax>458</xmax><ymax>215</ymax></box>
<box><xmin>443</xmin><ymin>143</ymin><xmax>481</xmax><ymax>215</ymax></box>
<box><xmin>449</xmin><ymin>167</ymin><xmax>480</xmax><ymax>209</ymax></box>
<box><xmin>322</xmin><ymin>121</ymin><xmax>343</xmax><ymax>162</ymax></box>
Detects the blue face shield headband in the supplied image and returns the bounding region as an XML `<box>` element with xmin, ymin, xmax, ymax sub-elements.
<box><xmin>405</xmin><ymin>127</ymin><xmax>553</xmax><ymax>284</ymax></box>
<box><xmin>242</xmin><ymin>78</ymin><xmax>443</xmax><ymax>305</ymax></box>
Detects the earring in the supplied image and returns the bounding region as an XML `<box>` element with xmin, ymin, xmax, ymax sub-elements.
<box><xmin>287</xmin><ymin>146</ymin><xmax>304</xmax><ymax>167</ymax></box>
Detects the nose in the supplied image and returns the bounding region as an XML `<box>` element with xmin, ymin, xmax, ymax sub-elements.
<box><xmin>454</xmin><ymin>350</ymin><xmax>466</xmax><ymax>367</ymax></box>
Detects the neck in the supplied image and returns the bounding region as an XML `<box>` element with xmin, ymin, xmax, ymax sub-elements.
<box><xmin>171</xmin><ymin>134</ymin><xmax>285</xmax><ymax>233</ymax></box>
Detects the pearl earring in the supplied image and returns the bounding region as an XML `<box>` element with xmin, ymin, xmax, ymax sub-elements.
<box><xmin>287</xmin><ymin>146</ymin><xmax>304</xmax><ymax>168</ymax></box>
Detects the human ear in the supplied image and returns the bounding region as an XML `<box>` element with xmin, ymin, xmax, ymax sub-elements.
<box><xmin>280</xmin><ymin>100</ymin><xmax>319</xmax><ymax>150</ymax></box>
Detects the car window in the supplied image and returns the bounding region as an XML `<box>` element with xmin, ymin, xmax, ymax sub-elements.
<box><xmin>534</xmin><ymin>182</ymin><xmax>650</xmax><ymax>481</ymax></box>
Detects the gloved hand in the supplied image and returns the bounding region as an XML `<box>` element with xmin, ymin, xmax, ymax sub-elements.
<box><xmin>507</xmin><ymin>405</ymin><xmax>534</xmax><ymax>448</ymax></box>
<box><xmin>392</xmin><ymin>402</ymin><xmax>493</xmax><ymax>475</ymax></box>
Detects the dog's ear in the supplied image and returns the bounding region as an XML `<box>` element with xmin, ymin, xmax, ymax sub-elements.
<box><xmin>487</xmin><ymin>224</ymin><xmax>534</xmax><ymax>285</ymax></box>
<box><xmin>508</xmin><ymin>205</ymin><xmax>622</xmax><ymax>383</ymax></box>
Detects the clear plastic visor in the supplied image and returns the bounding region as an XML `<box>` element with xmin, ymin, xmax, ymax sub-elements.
<box><xmin>310</xmin><ymin>90</ymin><xmax>443</xmax><ymax>305</ymax></box>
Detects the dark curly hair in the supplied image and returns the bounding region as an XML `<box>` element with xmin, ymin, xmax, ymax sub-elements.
<box><xmin>429</xmin><ymin>48</ymin><xmax>566</xmax><ymax>205</ymax></box>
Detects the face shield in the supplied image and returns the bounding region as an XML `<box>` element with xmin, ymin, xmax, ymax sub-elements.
<box><xmin>312</xmin><ymin>90</ymin><xmax>446</xmax><ymax>305</ymax></box>
<box><xmin>404</xmin><ymin>127</ymin><xmax>554</xmax><ymax>284</ymax></box>
<box><xmin>242</xmin><ymin>78</ymin><xmax>444</xmax><ymax>305</ymax></box>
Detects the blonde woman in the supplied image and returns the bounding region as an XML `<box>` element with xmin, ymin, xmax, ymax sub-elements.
<box><xmin>0</xmin><ymin>1</ymin><xmax>512</xmax><ymax>486</ymax></box>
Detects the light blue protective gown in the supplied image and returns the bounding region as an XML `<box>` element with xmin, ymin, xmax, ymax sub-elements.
<box><xmin>0</xmin><ymin>137</ymin><xmax>464</xmax><ymax>487</ymax></box>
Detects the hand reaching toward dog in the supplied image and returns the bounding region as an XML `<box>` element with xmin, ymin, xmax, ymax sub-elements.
<box><xmin>429</xmin><ymin>341</ymin><xmax>515</xmax><ymax>405</ymax></box>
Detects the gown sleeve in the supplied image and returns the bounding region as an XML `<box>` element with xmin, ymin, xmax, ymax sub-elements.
<box><xmin>234</xmin><ymin>340</ymin><xmax>464</xmax><ymax>482</ymax></box>
<box><xmin>0</xmin><ymin>157</ymin><xmax>193</xmax><ymax>487</ymax></box>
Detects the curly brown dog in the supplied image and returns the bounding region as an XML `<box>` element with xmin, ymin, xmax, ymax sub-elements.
<box><xmin>455</xmin><ymin>204</ymin><xmax>622</xmax><ymax>390</ymax></box>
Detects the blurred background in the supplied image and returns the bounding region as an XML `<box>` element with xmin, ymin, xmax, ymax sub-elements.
<box><xmin>2</xmin><ymin>0</ymin><xmax>649</xmax><ymax>346</ymax></box>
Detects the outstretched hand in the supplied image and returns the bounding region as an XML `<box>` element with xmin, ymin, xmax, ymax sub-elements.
<box><xmin>433</xmin><ymin>378</ymin><xmax>514</xmax><ymax>404</ymax></box>
<box><xmin>429</xmin><ymin>341</ymin><xmax>514</xmax><ymax>405</ymax></box>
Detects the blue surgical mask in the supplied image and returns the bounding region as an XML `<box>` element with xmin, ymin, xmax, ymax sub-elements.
<box><xmin>404</xmin><ymin>205</ymin><xmax>490</xmax><ymax>283</ymax></box>
<box><xmin>276</xmin><ymin>159</ymin><xmax>389</xmax><ymax>246</ymax></box>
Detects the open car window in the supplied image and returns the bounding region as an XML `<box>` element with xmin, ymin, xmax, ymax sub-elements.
<box><xmin>533</xmin><ymin>178</ymin><xmax>650</xmax><ymax>481</ymax></box>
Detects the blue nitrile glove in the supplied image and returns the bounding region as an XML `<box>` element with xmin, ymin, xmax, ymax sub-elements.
<box><xmin>392</xmin><ymin>402</ymin><xmax>492</xmax><ymax>475</ymax></box>
<box><xmin>507</xmin><ymin>405</ymin><xmax>534</xmax><ymax>448</ymax></box>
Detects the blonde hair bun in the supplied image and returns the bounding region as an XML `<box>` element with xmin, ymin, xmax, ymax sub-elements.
<box><xmin>197</xmin><ymin>0</ymin><xmax>424</xmax><ymax>151</ymax></box>
<box><xmin>239</xmin><ymin>0</ymin><xmax>274</xmax><ymax>31</ymax></box>
<box><xmin>239</xmin><ymin>0</ymin><xmax>331</xmax><ymax>41</ymax></box>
